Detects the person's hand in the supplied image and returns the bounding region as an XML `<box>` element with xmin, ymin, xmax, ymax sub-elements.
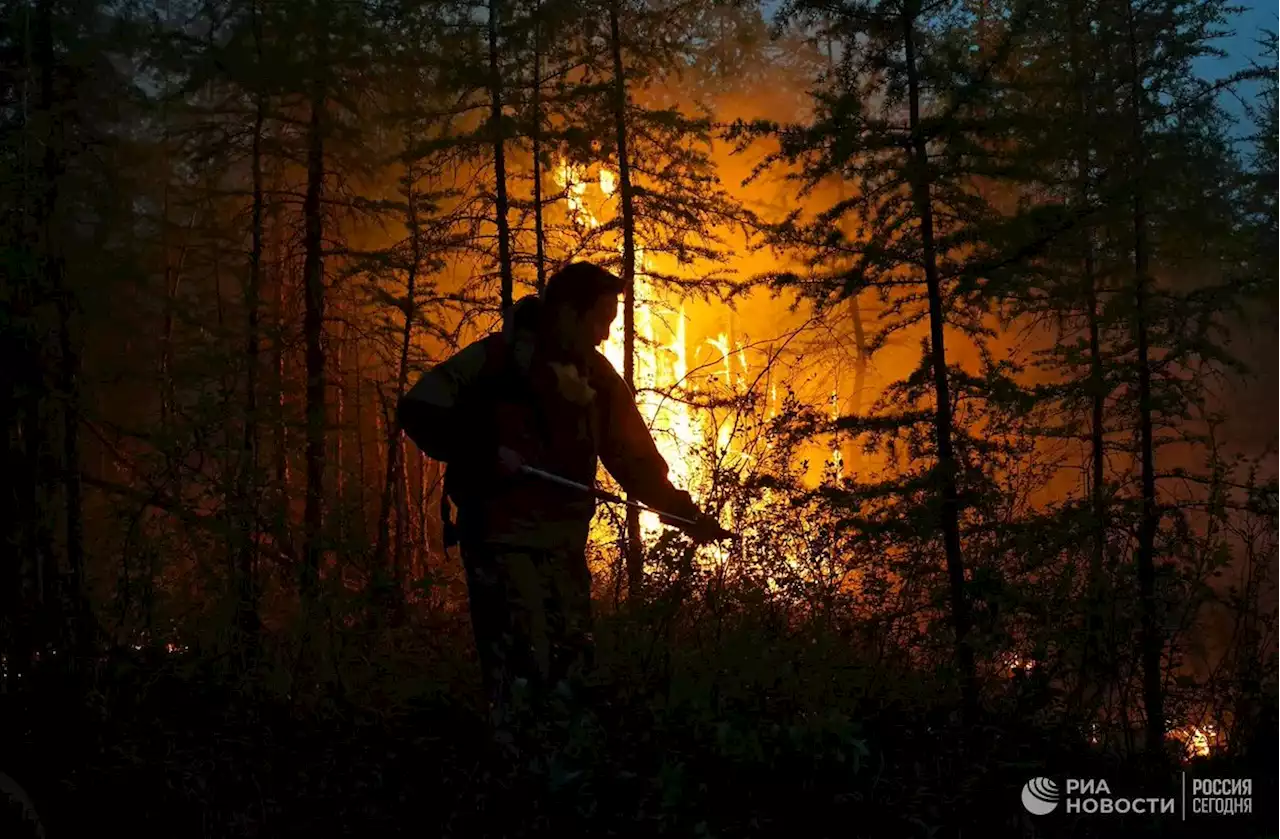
<box><xmin>680</xmin><ymin>512</ymin><xmax>735</xmax><ymax>544</ymax></box>
<box><xmin>496</xmin><ymin>446</ymin><xmax>525</xmax><ymax>477</ymax></box>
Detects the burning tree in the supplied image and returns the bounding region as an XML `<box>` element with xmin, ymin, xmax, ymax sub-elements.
<box><xmin>540</xmin><ymin>0</ymin><xmax>757</xmax><ymax>597</ymax></box>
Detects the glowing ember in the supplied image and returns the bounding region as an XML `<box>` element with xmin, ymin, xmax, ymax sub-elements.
<box><xmin>1003</xmin><ymin>653</ymin><xmax>1036</xmax><ymax>675</ymax></box>
<box><xmin>1187</xmin><ymin>727</ymin><xmax>1210</xmax><ymax>757</ymax></box>
<box><xmin>1168</xmin><ymin>724</ymin><xmax>1219</xmax><ymax>760</ymax></box>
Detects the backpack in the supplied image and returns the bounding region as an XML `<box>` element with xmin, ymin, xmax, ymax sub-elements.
<box><xmin>439</xmin><ymin>300</ymin><xmax>545</xmax><ymax>548</ymax></box>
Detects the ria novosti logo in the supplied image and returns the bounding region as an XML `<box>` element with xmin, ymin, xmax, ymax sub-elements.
<box><xmin>1020</xmin><ymin>774</ymin><xmax>1252</xmax><ymax>818</ymax></box>
<box><xmin>1021</xmin><ymin>777</ymin><xmax>1060</xmax><ymax>815</ymax></box>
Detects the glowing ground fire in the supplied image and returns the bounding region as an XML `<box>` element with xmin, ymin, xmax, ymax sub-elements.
<box><xmin>1168</xmin><ymin>723</ymin><xmax>1220</xmax><ymax>761</ymax></box>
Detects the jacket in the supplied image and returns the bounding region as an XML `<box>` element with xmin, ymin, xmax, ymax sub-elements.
<box><xmin>397</xmin><ymin>298</ymin><xmax>700</xmax><ymax>551</ymax></box>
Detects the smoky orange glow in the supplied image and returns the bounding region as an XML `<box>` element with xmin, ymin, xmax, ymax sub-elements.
<box><xmin>549</xmin><ymin>154</ymin><xmax>868</xmax><ymax>583</ymax></box>
<box><xmin>327</xmin><ymin>57</ymin><xmax>1272</xmax><ymax>764</ymax></box>
<box><xmin>11</xmin><ymin>7</ymin><xmax>1274</xmax><ymax>835</ymax></box>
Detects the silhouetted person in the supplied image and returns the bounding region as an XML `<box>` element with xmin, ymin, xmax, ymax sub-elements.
<box><xmin>397</xmin><ymin>262</ymin><xmax>726</xmax><ymax>719</ymax></box>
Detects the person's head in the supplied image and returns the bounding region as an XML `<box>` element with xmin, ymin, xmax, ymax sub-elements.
<box><xmin>541</xmin><ymin>262</ymin><xmax>624</xmax><ymax>353</ymax></box>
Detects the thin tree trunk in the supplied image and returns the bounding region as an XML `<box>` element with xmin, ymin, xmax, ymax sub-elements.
<box><xmin>355</xmin><ymin>346</ymin><xmax>366</xmax><ymax>539</ymax></box>
<box><xmin>301</xmin><ymin>12</ymin><xmax>329</xmax><ymax>638</ymax></box>
<box><xmin>1067</xmin><ymin>0</ymin><xmax>1106</xmax><ymax>705</ymax></box>
<box><xmin>37</xmin><ymin>0</ymin><xmax>89</xmax><ymax>662</ymax></box>
<box><xmin>374</xmin><ymin>156</ymin><xmax>421</xmax><ymax>623</ymax></box>
<box><xmin>826</xmin><ymin>37</ymin><xmax>869</xmax><ymax>421</ymax></box>
<box><xmin>609</xmin><ymin>0</ymin><xmax>644</xmax><ymax>598</ymax></box>
<box><xmin>393</xmin><ymin>433</ymin><xmax>408</xmax><ymax>622</ymax></box>
<box><xmin>902</xmin><ymin>3</ymin><xmax>976</xmax><ymax>716</ymax></box>
<box><xmin>416</xmin><ymin>453</ymin><xmax>428</xmax><ymax>572</ymax></box>
<box><xmin>850</xmin><ymin>302</ymin><xmax>867</xmax><ymax>416</ymax></box>
<box><xmin>334</xmin><ymin>326</ymin><xmax>345</xmax><ymax>549</ymax></box>
<box><xmin>237</xmin><ymin>0</ymin><xmax>266</xmax><ymax>661</ymax></box>
<box><xmin>4</xmin><ymin>0</ymin><xmax>39</xmax><ymax>682</ymax></box>
<box><xmin>1083</xmin><ymin>236</ymin><xmax>1107</xmax><ymax>668</ymax></box>
<box><xmin>531</xmin><ymin>0</ymin><xmax>547</xmax><ymax>292</ymax></box>
<box><xmin>160</xmin><ymin>240</ymin><xmax>176</xmax><ymax>427</ymax></box>
<box><xmin>1125</xmin><ymin>0</ymin><xmax>1164</xmax><ymax>759</ymax></box>
<box><xmin>214</xmin><ymin>225</ymin><xmax>226</xmax><ymax>331</ymax></box>
<box><xmin>159</xmin><ymin>6</ymin><xmax>177</xmax><ymax>433</ymax></box>
<box><xmin>48</xmin><ymin>175</ymin><xmax>74</xmax><ymax>644</ymax></box>
<box><xmin>213</xmin><ymin>179</ymin><xmax>237</xmax><ymax>598</ymax></box>
<box><xmin>272</xmin><ymin>201</ymin><xmax>288</xmax><ymax>494</ymax></box>
<box><xmin>488</xmin><ymin>0</ymin><xmax>514</xmax><ymax>316</ymax></box>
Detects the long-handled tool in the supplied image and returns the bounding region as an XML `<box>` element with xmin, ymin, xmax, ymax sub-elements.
<box><xmin>519</xmin><ymin>465</ymin><xmax>701</xmax><ymax>527</ymax></box>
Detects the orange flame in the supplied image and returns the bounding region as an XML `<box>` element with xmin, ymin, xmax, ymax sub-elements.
<box><xmin>1168</xmin><ymin>723</ymin><xmax>1219</xmax><ymax>761</ymax></box>
<box><xmin>556</xmin><ymin>158</ymin><xmax>752</xmax><ymax>548</ymax></box>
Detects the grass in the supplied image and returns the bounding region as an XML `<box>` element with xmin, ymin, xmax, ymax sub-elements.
<box><xmin>2</xmin><ymin>609</ymin><xmax>1273</xmax><ymax>839</ymax></box>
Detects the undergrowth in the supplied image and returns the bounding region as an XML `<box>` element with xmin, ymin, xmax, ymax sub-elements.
<box><xmin>2</xmin><ymin>588</ymin><xmax>1274</xmax><ymax>839</ymax></box>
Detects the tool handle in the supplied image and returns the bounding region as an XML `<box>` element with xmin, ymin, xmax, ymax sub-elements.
<box><xmin>519</xmin><ymin>466</ymin><xmax>700</xmax><ymax>526</ymax></box>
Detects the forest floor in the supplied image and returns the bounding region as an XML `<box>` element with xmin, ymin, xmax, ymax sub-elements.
<box><xmin>1</xmin><ymin>643</ymin><xmax>1275</xmax><ymax>839</ymax></box>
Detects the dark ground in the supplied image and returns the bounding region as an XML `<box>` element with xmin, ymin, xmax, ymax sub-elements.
<box><xmin>1</xmin><ymin>645</ymin><xmax>1275</xmax><ymax>839</ymax></box>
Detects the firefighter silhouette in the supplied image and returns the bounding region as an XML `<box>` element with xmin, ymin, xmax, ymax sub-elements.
<box><xmin>397</xmin><ymin>262</ymin><xmax>727</xmax><ymax>716</ymax></box>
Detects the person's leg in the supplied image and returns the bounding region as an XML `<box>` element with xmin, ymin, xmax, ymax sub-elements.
<box><xmin>460</xmin><ymin>543</ymin><xmax>509</xmax><ymax>711</ymax></box>
<box><xmin>465</xmin><ymin>544</ymin><xmax>555</xmax><ymax>717</ymax></box>
<box><xmin>544</xmin><ymin>546</ymin><xmax>596</xmax><ymax>691</ymax></box>
<box><xmin>499</xmin><ymin>550</ymin><xmax>550</xmax><ymax>694</ymax></box>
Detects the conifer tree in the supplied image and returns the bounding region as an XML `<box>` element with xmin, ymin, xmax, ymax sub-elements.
<box><xmin>488</xmin><ymin>0</ymin><xmax>516</xmax><ymax>313</ymax></box>
<box><xmin>1</xmin><ymin>0</ymin><xmax>163</xmax><ymax>667</ymax></box>
<box><xmin>1239</xmin><ymin>31</ymin><xmax>1277</xmax><ymax>295</ymax></box>
<box><xmin>1059</xmin><ymin>0</ymin><xmax>1252</xmax><ymax>756</ymax></box>
<box><xmin>737</xmin><ymin>0</ymin><xmax>1046</xmax><ymax>714</ymax></box>
<box><xmin>980</xmin><ymin>0</ymin><xmax>1266</xmax><ymax>751</ymax></box>
<box><xmin>560</xmin><ymin>0</ymin><xmax>750</xmax><ymax>595</ymax></box>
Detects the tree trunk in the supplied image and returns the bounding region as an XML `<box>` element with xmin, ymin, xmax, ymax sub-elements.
<box><xmin>300</xmin><ymin>13</ymin><xmax>329</xmax><ymax>641</ymax></box>
<box><xmin>1125</xmin><ymin>0</ymin><xmax>1164</xmax><ymax>759</ymax></box>
<box><xmin>1067</xmin><ymin>0</ymin><xmax>1106</xmax><ymax>705</ymax></box>
<box><xmin>850</xmin><ymin>302</ymin><xmax>867</xmax><ymax>418</ymax></box>
<box><xmin>609</xmin><ymin>0</ymin><xmax>645</xmax><ymax>598</ymax></box>
<box><xmin>355</xmin><ymin>347</ymin><xmax>367</xmax><ymax>538</ymax></box>
<box><xmin>488</xmin><ymin>0</ymin><xmax>514</xmax><ymax>316</ymax></box>
<box><xmin>531</xmin><ymin>0</ymin><xmax>547</xmax><ymax>292</ymax></box>
<box><xmin>827</xmin><ymin>37</ymin><xmax>869</xmax><ymax>422</ymax></box>
<box><xmin>374</xmin><ymin>155</ymin><xmax>420</xmax><ymax>624</ymax></box>
<box><xmin>334</xmin><ymin>327</ymin><xmax>345</xmax><ymax>548</ymax></box>
<box><xmin>159</xmin><ymin>33</ymin><xmax>177</xmax><ymax>433</ymax></box>
<box><xmin>393</xmin><ymin>433</ymin><xmax>408</xmax><ymax>623</ymax></box>
<box><xmin>272</xmin><ymin>200</ymin><xmax>289</xmax><ymax>495</ymax></box>
<box><xmin>2</xmin><ymin>0</ymin><xmax>34</xmax><ymax>688</ymax></box>
<box><xmin>416</xmin><ymin>453</ymin><xmax>428</xmax><ymax>571</ymax></box>
<box><xmin>237</xmin><ymin>2</ymin><xmax>266</xmax><ymax>663</ymax></box>
<box><xmin>33</xmin><ymin>0</ymin><xmax>89</xmax><ymax>663</ymax></box>
<box><xmin>160</xmin><ymin>247</ymin><xmax>176</xmax><ymax>427</ymax></box>
<box><xmin>902</xmin><ymin>4</ymin><xmax>976</xmax><ymax>716</ymax></box>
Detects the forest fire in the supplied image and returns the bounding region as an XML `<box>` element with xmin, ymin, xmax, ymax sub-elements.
<box><xmin>3</xmin><ymin>0</ymin><xmax>1274</xmax><ymax>834</ymax></box>
<box><xmin>1168</xmin><ymin>722</ymin><xmax>1225</xmax><ymax>762</ymax></box>
<box><xmin>556</xmin><ymin>158</ymin><xmax>752</xmax><ymax>542</ymax></box>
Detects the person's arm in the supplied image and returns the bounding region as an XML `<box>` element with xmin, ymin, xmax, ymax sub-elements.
<box><xmin>593</xmin><ymin>356</ymin><xmax>702</xmax><ymax>524</ymax></box>
<box><xmin>396</xmin><ymin>339</ymin><xmax>492</xmax><ymax>463</ymax></box>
